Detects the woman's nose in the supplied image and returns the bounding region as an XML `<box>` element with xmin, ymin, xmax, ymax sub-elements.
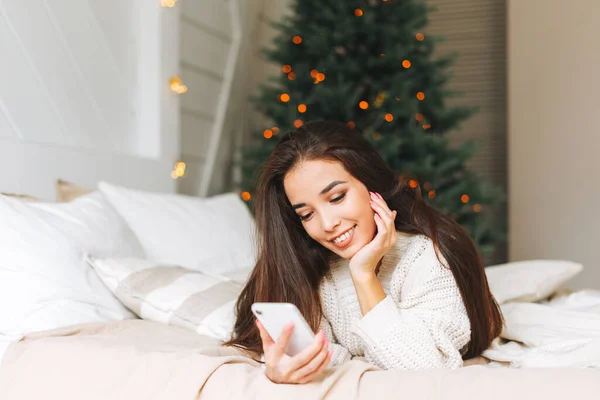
<box><xmin>321</xmin><ymin>214</ymin><xmax>341</xmax><ymax>232</ymax></box>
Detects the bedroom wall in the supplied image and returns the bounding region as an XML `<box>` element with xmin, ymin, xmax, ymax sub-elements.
<box><xmin>508</xmin><ymin>0</ymin><xmax>600</xmax><ymax>289</ymax></box>
<box><xmin>177</xmin><ymin>0</ymin><xmax>256</xmax><ymax>196</ymax></box>
<box><xmin>0</xmin><ymin>0</ymin><xmax>180</xmax><ymax>199</ymax></box>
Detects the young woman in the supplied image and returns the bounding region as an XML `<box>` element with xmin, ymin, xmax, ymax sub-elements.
<box><xmin>225</xmin><ymin>121</ymin><xmax>503</xmax><ymax>384</ymax></box>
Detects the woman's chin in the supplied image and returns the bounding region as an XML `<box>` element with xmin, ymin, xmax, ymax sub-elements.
<box><xmin>331</xmin><ymin>242</ymin><xmax>361</xmax><ymax>260</ymax></box>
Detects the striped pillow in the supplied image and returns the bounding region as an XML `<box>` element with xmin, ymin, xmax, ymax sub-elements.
<box><xmin>86</xmin><ymin>256</ymin><xmax>244</xmax><ymax>341</ymax></box>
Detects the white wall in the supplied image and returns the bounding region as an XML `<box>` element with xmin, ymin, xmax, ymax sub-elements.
<box><xmin>508</xmin><ymin>0</ymin><xmax>600</xmax><ymax>289</ymax></box>
<box><xmin>177</xmin><ymin>0</ymin><xmax>246</xmax><ymax>196</ymax></box>
<box><xmin>0</xmin><ymin>0</ymin><xmax>180</xmax><ymax>200</ymax></box>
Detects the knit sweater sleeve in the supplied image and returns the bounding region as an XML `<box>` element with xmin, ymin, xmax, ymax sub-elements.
<box><xmin>352</xmin><ymin>237</ymin><xmax>471</xmax><ymax>370</ymax></box>
<box><xmin>319</xmin><ymin>315</ymin><xmax>352</xmax><ymax>367</ymax></box>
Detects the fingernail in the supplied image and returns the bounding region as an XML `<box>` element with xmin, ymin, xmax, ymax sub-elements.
<box><xmin>376</xmin><ymin>192</ymin><xmax>382</xmax><ymax>199</ymax></box>
<box><xmin>285</xmin><ymin>323</ymin><xmax>294</xmax><ymax>331</ymax></box>
<box><xmin>370</xmin><ymin>192</ymin><xmax>375</xmax><ymax>198</ymax></box>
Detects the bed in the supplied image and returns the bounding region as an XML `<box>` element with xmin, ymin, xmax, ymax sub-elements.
<box><xmin>0</xmin><ymin>179</ymin><xmax>599</xmax><ymax>399</ymax></box>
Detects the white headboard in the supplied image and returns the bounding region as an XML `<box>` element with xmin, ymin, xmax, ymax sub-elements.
<box><xmin>0</xmin><ymin>0</ymin><xmax>180</xmax><ymax>200</ymax></box>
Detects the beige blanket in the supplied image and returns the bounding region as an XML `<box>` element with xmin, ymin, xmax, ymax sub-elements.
<box><xmin>0</xmin><ymin>320</ymin><xmax>598</xmax><ymax>399</ymax></box>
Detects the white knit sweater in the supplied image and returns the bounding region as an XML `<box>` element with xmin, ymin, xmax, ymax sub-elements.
<box><xmin>319</xmin><ymin>232</ymin><xmax>471</xmax><ymax>370</ymax></box>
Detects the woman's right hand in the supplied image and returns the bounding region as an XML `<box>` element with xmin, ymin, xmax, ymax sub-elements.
<box><xmin>256</xmin><ymin>320</ymin><xmax>332</xmax><ymax>384</ymax></box>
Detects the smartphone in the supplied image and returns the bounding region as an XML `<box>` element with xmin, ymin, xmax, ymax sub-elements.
<box><xmin>251</xmin><ymin>302</ymin><xmax>316</xmax><ymax>357</ymax></box>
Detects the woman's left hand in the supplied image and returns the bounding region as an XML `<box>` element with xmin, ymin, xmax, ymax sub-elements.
<box><xmin>349</xmin><ymin>192</ymin><xmax>397</xmax><ymax>279</ymax></box>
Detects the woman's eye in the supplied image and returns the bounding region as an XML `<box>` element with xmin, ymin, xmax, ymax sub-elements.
<box><xmin>331</xmin><ymin>193</ymin><xmax>346</xmax><ymax>203</ymax></box>
<box><xmin>300</xmin><ymin>212</ymin><xmax>312</xmax><ymax>221</ymax></box>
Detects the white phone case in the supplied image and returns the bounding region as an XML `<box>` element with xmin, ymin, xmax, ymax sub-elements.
<box><xmin>251</xmin><ymin>302</ymin><xmax>315</xmax><ymax>357</ymax></box>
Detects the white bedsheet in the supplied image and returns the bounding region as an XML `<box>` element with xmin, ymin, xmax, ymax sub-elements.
<box><xmin>0</xmin><ymin>335</ymin><xmax>17</xmax><ymax>366</ymax></box>
<box><xmin>483</xmin><ymin>289</ymin><xmax>600</xmax><ymax>367</ymax></box>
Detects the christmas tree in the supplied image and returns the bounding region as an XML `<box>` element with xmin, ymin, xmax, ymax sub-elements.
<box><xmin>239</xmin><ymin>0</ymin><xmax>505</xmax><ymax>258</ymax></box>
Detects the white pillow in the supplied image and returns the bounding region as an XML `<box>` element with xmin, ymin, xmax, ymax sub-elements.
<box><xmin>98</xmin><ymin>181</ymin><xmax>257</xmax><ymax>275</ymax></box>
<box><xmin>31</xmin><ymin>191</ymin><xmax>145</xmax><ymax>258</ymax></box>
<box><xmin>485</xmin><ymin>260</ymin><xmax>583</xmax><ymax>304</ymax></box>
<box><xmin>86</xmin><ymin>256</ymin><xmax>243</xmax><ymax>341</ymax></box>
<box><xmin>0</xmin><ymin>195</ymin><xmax>136</xmax><ymax>339</ymax></box>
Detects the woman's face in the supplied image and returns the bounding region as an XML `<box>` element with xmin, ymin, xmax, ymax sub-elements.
<box><xmin>283</xmin><ymin>159</ymin><xmax>376</xmax><ymax>259</ymax></box>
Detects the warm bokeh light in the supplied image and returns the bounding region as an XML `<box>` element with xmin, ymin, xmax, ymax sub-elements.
<box><xmin>161</xmin><ymin>0</ymin><xmax>177</xmax><ymax>8</ymax></box>
<box><xmin>416</xmin><ymin>33</ymin><xmax>425</xmax><ymax>41</ymax></box>
<box><xmin>461</xmin><ymin>194</ymin><xmax>470</xmax><ymax>203</ymax></box>
<box><xmin>241</xmin><ymin>192</ymin><xmax>251</xmax><ymax>201</ymax></box>
<box><xmin>282</xmin><ymin>65</ymin><xmax>292</xmax><ymax>73</ymax></box>
<box><xmin>409</xmin><ymin>179</ymin><xmax>418</xmax><ymax>189</ymax></box>
<box><xmin>272</xmin><ymin>126</ymin><xmax>280</xmax><ymax>135</ymax></box>
<box><xmin>385</xmin><ymin>113</ymin><xmax>393</xmax><ymax>122</ymax></box>
<box><xmin>354</xmin><ymin>9</ymin><xmax>363</xmax><ymax>17</ymax></box>
<box><xmin>402</xmin><ymin>60</ymin><xmax>411</xmax><ymax>68</ymax></box>
<box><xmin>416</xmin><ymin>92</ymin><xmax>425</xmax><ymax>100</ymax></box>
<box><xmin>428</xmin><ymin>190</ymin><xmax>436</xmax><ymax>199</ymax></box>
<box><xmin>263</xmin><ymin>129</ymin><xmax>273</xmax><ymax>139</ymax></box>
<box><xmin>473</xmin><ymin>204</ymin><xmax>482</xmax><ymax>212</ymax></box>
<box><xmin>287</xmin><ymin>72</ymin><xmax>296</xmax><ymax>80</ymax></box>
<box><xmin>169</xmin><ymin>76</ymin><xmax>187</xmax><ymax>94</ymax></box>
<box><xmin>359</xmin><ymin>101</ymin><xmax>369</xmax><ymax>110</ymax></box>
<box><xmin>298</xmin><ymin>104</ymin><xmax>307</xmax><ymax>113</ymax></box>
<box><xmin>310</xmin><ymin>69</ymin><xmax>319</xmax><ymax>78</ymax></box>
<box><xmin>171</xmin><ymin>161</ymin><xmax>186</xmax><ymax>179</ymax></box>
<box><xmin>416</xmin><ymin>113</ymin><xmax>424</xmax><ymax>121</ymax></box>
<box><xmin>279</xmin><ymin>93</ymin><xmax>290</xmax><ymax>102</ymax></box>
<box><xmin>347</xmin><ymin>121</ymin><xmax>356</xmax><ymax>128</ymax></box>
<box><xmin>294</xmin><ymin>119</ymin><xmax>303</xmax><ymax>128</ymax></box>
<box><xmin>293</xmin><ymin>36</ymin><xmax>302</xmax><ymax>44</ymax></box>
<box><xmin>423</xmin><ymin>124</ymin><xmax>431</xmax><ymax>130</ymax></box>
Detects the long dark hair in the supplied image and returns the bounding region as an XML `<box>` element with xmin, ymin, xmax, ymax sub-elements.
<box><xmin>224</xmin><ymin>121</ymin><xmax>503</xmax><ymax>360</ymax></box>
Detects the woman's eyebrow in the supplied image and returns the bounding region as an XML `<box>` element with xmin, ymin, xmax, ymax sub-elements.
<box><xmin>319</xmin><ymin>180</ymin><xmax>347</xmax><ymax>195</ymax></box>
<box><xmin>292</xmin><ymin>180</ymin><xmax>347</xmax><ymax>210</ymax></box>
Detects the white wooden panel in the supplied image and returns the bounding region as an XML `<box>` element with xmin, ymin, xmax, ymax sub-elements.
<box><xmin>181</xmin><ymin>113</ymin><xmax>213</xmax><ymax>158</ymax></box>
<box><xmin>178</xmin><ymin>146</ymin><xmax>233</xmax><ymax>196</ymax></box>
<box><xmin>1</xmin><ymin>0</ymin><xmax>116</xmax><ymax>149</ymax></box>
<box><xmin>45</xmin><ymin>0</ymin><xmax>133</xmax><ymax>148</ymax></box>
<box><xmin>0</xmin><ymin>2</ymin><xmax>73</xmax><ymax>146</ymax></box>
<box><xmin>0</xmin><ymin>99</ymin><xmax>18</xmax><ymax>138</ymax></box>
<box><xmin>0</xmin><ymin>138</ymin><xmax>175</xmax><ymax>201</ymax></box>
<box><xmin>87</xmin><ymin>0</ymin><xmax>136</xmax><ymax>80</ymax></box>
<box><xmin>180</xmin><ymin>68</ymin><xmax>222</xmax><ymax>116</ymax></box>
<box><xmin>181</xmin><ymin>0</ymin><xmax>231</xmax><ymax>38</ymax></box>
<box><xmin>0</xmin><ymin>0</ymin><xmax>180</xmax><ymax>199</ymax></box>
<box><xmin>181</xmin><ymin>21</ymin><xmax>229</xmax><ymax>79</ymax></box>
